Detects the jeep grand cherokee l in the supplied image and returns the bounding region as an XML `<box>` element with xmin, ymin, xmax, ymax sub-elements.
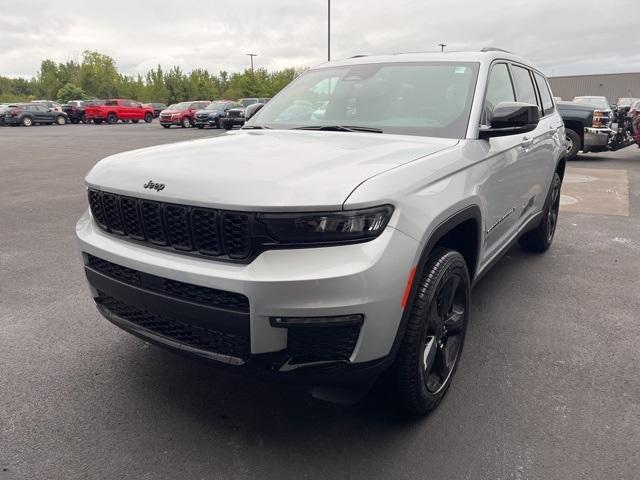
<box><xmin>77</xmin><ymin>50</ymin><xmax>566</xmax><ymax>414</ymax></box>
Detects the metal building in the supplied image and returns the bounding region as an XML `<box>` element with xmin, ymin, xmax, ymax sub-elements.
<box><xmin>548</xmin><ymin>72</ymin><xmax>640</xmax><ymax>103</ymax></box>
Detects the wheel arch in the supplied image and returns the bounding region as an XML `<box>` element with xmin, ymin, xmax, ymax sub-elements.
<box><xmin>382</xmin><ymin>205</ymin><xmax>482</xmax><ymax>369</ymax></box>
<box><xmin>563</xmin><ymin>119</ymin><xmax>584</xmax><ymax>149</ymax></box>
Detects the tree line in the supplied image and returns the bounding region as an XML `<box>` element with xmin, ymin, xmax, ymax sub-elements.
<box><xmin>0</xmin><ymin>50</ymin><xmax>302</xmax><ymax>104</ymax></box>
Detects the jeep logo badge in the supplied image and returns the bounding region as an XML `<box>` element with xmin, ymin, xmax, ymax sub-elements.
<box><xmin>143</xmin><ymin>180</ymin><xmax>165</xmax><ymax>191</ymax></box>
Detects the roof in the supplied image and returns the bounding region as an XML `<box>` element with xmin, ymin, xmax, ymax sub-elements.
<box><xmin>312</xmin><ymin>50</ymin><xmax>542</xmax><ymax>72</ymax></box>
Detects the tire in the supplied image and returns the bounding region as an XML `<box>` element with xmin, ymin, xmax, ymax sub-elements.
<box><xmin>132</xmin><ymin>119</ymin><xmax>139</xmax><ymax>123</ymax></box>
<box><xmin>22</xmin><ymin>116</ymin><xmax>33</xmax><ymax>127</ymax></box>
<box><xmin>181</xmin><ymin>117</ymin><xmax>191</xmax><ymax>128</ymax></box>
<box><xmin>565</xmin><ymin>128</ymin><xmax>580</xmax><ymax>161</ymax></box>
<box><xmin>393</xmin><ymin>248</ymin><xmax>470</xmax><ymax>415</ymax></box>
<box><xmin>196</xmin><ymin>125</ymin><xmax>204</xmax><ymax>129</ymax></box>
<box><xmin>106</xmin><ymin>113</ymin><xmax>117</xmax><ymax>125</ymax></box>
<box><xmin>519</xmin><ymin>172</ymin><xmax>561</xmax><ymax>252</ymax></box>
<box><xmin>81</xmin><ymin>114</ymin><xmax>87</xmax><ymax>124</ymax></box>
<box><xmin>144</xmin><ymin>113</ymin><xmax>153</xmax><ymax>123</ymax></box>
<box><xmin>162</xmin><ymin>124</ymin><xmax>170</xmax><ymax>129</ymax></box>
<box><xmin>94</xmin><ymin>119</ymin><xmax>103</xmax><ymax>125</ymax></box>
<box><xmin>216</xmin><ymin>118</ymin><xmax>223</xmax><ymax>129</ymax></box>
<box><xmin>56</xmin><ymin>115</ymin><xmax>66</xmax><ymax>125</ymax></box>
<box><xmin>70</xmin><ymin>119</ymin><xmax>79</xmax><ymax>124</ymax></box>
<box><xmin>223</xmin><ymin>122</ymin><xmax>232</xmax><ymax>130</ymax></box>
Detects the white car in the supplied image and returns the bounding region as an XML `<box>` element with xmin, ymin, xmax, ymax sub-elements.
<box><xmin>77</xmin><ymin>49</ymin><xmax>566</xmax><ymax>414</ymax></box>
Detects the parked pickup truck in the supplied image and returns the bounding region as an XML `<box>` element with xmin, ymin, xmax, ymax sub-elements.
<box><xmin>557</xmin><ymin>99</ymin><xmax>613</xmax><ymax>160</ymax></box>
<box><xmin>84</xmin><ymin>99</ymin><xmax>154</xmax><ymax>125</ymax></box>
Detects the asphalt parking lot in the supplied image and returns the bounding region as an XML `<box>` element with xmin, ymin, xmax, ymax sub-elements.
<box><xmin>1</xmin><ymin>123</ymin><xmax>639</xmax><ymax>480</ymax></box>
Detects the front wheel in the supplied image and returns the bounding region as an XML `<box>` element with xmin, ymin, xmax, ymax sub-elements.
<box><xmin>161</xmin><ymin>124</ymin><xmax>170</xmax><ymax>129</ymax></box>
<box><xmin>519</xmin><ymin>172</ymin><xmax>561</xmax><ymax>252</ymax></box>
<box><xmin>22</xmin><ymin>116</ymin><xmax>34</xmax><ymax>127</ymax></box>
<box><xmin>393</xmin><ymin>248</ymin><xmax>470</xmax><ymax>415</ymax></box>
<box><xmin>106</xmin><ymin>113</ymin><xmax>117</xmax><ymax>125</ymax></box>
<box><xmin>94</xmin><ymin>119</ymin><xmax>103</xmax><ymax>125</ymax></box>
<box><xmin>144</xmin><ymin>113</ymin><xmax>153</xmax><ymax>123</ymax></box>
<box><xmin>181</xmin><ymin>117</ymin><xmax>191</xmax><ymax>128</ymax></box>
<box><xmin>196</xmin><ymin>124</ymin><xmax>204</xmax><ymax>129</ymax></box>
<box><xmin>565</xmin><ymin>128</ymin><xmax>580</xmax><ymax>160</ymax></box>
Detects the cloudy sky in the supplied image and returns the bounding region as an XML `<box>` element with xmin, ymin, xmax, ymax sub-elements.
<box><xmin>1</xmin><ymin>0</ymin><xmax>639</xmax><ymax>78</ymax></box>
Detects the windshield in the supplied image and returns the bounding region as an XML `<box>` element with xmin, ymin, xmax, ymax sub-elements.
<box><xmin>169</xmin><ymin>102</ymin><xmax>190</xmax><ymax>110</ymax></box>
<box><xmin>205</xmin><ymin>101</ymin><xmax>228</xmax><ymax>110</ymax></box>
<box><xmin>573</xmin><ymin>97</ymin><xmax>610</xmax><ymax>109</ymax></box>
<box><xmin>617</xmin><ymin>98</ymin><xmax>636</xmax><ymax>107</ymax></box>
<box><xmin>249</xmin><ymin>61</ymin><xmax>479</xmax><ymax>138</ymax></box>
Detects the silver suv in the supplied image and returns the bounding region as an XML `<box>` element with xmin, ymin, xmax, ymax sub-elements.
<box><xmin>77</xmin><ymin>49</ymin><xmax>566</xmax><ymax>414</ymax></box>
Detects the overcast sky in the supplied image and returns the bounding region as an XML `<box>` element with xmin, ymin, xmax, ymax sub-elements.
<box><xmin>1</xmin><ymin>0</ymin><xmax>639</xmax><ymax>78</ymax></box>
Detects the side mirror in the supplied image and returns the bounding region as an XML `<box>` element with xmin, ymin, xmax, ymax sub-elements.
<box><xmin>244</xmin><ymin>103</ymin><xmax>264</xmax><ymax>121</ymax></box>
<box><xmin>479</xmin><ymin>102</ymin><xmax>540</xmax><ymax>138</ymax></box>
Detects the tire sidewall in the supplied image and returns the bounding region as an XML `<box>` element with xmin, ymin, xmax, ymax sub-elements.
<box><xmin>22</xmin><ymin>116</ymin><xmax>33</xmax><ymax>127</ymax></box>
<box><xmin>565</xmin><ymin>129</ymin><xmax>580</xmax><ymax>160</ymax></box>
<box><xmin>396</xmin><ymin>249</ymin><xmax>470</xmax><ymax>414</ymax></box>
<box><xmin>107</xmin><ymin>114</ymin><xmax>117</xmax><ymax>124</ymax></box>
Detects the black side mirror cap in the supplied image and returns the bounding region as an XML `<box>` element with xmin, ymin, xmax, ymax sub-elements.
<box><xmin>479</xmin><ymin>102</ymin><xmax>540</xmax><ymax>138</ymax></box>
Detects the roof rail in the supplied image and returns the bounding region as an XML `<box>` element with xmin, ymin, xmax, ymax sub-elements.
<box><xmin>480</xmin><ymin>47</ymin><xmax>513</xmax><ymax>54</ymax></box>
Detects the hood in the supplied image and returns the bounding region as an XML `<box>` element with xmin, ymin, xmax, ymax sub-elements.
<box><xmin>159</xmin><ymin>109</ymin><xmax>186</xmax><ymax>115</ymax></box>
<box><xmin>195</xmin><ymin>109</ymin><xmax>222</xmax><ymax>115</ymax></box>
<box><xmin>86</xmin><ymin>130</ymin><xmax>458</xmax><ymax>211</ymax></box>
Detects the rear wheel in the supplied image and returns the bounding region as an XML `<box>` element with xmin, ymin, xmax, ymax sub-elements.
<box><xmin>565</xmin><ymin>128</ymin><xmax>580</xmax><ymax>161</ymax></box>
<box><xmin>519</xmin><ymin>172</ymin><xmax>561</xmax><ymax>252</ymax></box>
<box><xmin>106</xmin><ymin>113</ymin><xmax>117</xmax><ymax>125</ymax></box>
<box><xmin>144</xmin><ymin>113</ymin><xmax>153</xmax><ymax>123</ymax></box>
<box><xmin>181</xmin><ymin>117</ymin><xmax>191</xmax><ymax>128</ymax></box>
<box><xmin>55</xmin><ymin>115</ymin><xmax>67</xmax><ymax>125</ymax></box>
<box><xmin>393</xmin><ymin>248</ymin><xmax>470</xmax><ymax>415</ymax></box>
<box><xmin>22</xmin><ymin>116</ymin><xmax>33</xmax><ymax>127</ymax></box>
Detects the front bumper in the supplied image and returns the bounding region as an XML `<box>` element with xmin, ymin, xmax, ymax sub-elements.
<box><xmin>76</xmin><ymin>209</ymin><xmax>418</xmax><ymax>383</ymax></box>
<box><xmin>222</xmin><ymin>117</ymin><xmax>245</xmax><ymax>128</ymax></box>
<box><xmin>583</xmin><ymin>127</ymin><xmax>613</xmax><ymax>149</ymax></box>
<box><xmin>194</xmin><ymin>117</ymin><xmax>217</xmax><ymax>126</ymax></box>
<box><xmin>159</xmin><ymin>117</ymin><xmax>182</xmax><ymax>125</ymax></box>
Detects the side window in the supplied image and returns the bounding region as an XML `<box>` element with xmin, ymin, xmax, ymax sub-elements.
<box><xmin>533</xmin><ymin>72</ymin><xmax>554</xmax><ymax>116</ymax></box>
<box><xmin>483</xmin><ymin>63</ymin><xmax>514</xmax><ymax>125</ymax></box>
<box><xmin>511</xmin><ymin>65</ymin><xmax>540</xmax><ymax>113</ymax></box>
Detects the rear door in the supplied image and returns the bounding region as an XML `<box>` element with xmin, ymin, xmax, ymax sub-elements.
<box><xmin>33</xmin><ymin>104</ymin><xmax>51</xmax><ymax>123</ymax></box>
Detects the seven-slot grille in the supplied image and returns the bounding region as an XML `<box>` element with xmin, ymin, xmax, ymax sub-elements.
<box><xmin>88</xmin><ymin>189</ymin><xmax>252</xmax><ymax>261</ymax></box>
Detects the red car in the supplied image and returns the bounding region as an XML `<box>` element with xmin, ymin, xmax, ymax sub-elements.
<box><xmin>159</xmin><ymin>101</ymin><xmax>211</xmax><ymax>128</ymax></box>
<box><xmin>84</xmin><ymin>99</ymin><xmax>154</xmax><ymax>125</ymax></box>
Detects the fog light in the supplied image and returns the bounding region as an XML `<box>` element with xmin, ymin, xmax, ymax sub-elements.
<box><xmin>270</xmin><ymin>314</ymin><xmax>364</xmax><ymax>328</ymax></box>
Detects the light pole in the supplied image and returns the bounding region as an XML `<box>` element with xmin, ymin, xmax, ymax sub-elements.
<box><xmin>246</xmin><ymin>53</ymin><xmax>257</xmax><ymax>95</ymax></box>
<box><xmin>327</xmin><ymin>0</ymin><xmax>331</xmax><ymax>61</ymax></box>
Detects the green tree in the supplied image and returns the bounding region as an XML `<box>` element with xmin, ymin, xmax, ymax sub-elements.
<box><xmin>56</xmin><ymin>83</ymin><xmax>86</xmax><ymax>103</ymax></box>
<box><xmin>79</xmin><ymin>51</ymin><xmax>119</xmax><ymax>98</ymax></box>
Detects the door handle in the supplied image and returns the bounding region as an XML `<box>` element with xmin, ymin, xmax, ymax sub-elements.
<box><xmin>521</xmin><ymin>137</ymin><xmax>534</xmax><ymax>148</ymax></box>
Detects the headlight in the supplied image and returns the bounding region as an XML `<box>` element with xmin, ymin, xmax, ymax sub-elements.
<box><xmin>257</xmin><ymin>205</ymin><xmax>393</xmax><ymax>244</ymax></box>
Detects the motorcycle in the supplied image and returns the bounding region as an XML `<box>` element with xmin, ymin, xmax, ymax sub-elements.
<box><xmin>609</xmin><ymin>104</ymin><xmax>637</xmax><ymax>150</ymax></box>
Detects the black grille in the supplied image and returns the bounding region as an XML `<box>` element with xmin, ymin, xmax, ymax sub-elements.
<box><xmin>88</xmin><ymin>189</ymin><xmax>253</xmax><ymax>262</ymax></box>
<box><xmin>227</xmin><ymin>110</ymin><xmax>243</xmax><ymax>118</ymax></box>
<box><xmin>87</xmin><ymin>254</ymin><xmax>249</xmax><ymax>312</ymax></box>
<box><xmin>287</xmin><ymin>325</ymin><xmax>361</xmax><ymax>364</ymax></box>
<box><xmin>87</xmin><ymin>255</ymin><xmax>141</xmax><ymax>285</ymax></box>
<box><xmin>96</xmin><ymin>293</ymin><xmax>250</xmax><ymax>357</ymax></box>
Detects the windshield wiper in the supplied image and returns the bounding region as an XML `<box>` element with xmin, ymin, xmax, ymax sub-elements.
<box><xmin>292</xmin><ymin>125</ymin><xmax>383</xmax><ymax>133</ymax></box>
